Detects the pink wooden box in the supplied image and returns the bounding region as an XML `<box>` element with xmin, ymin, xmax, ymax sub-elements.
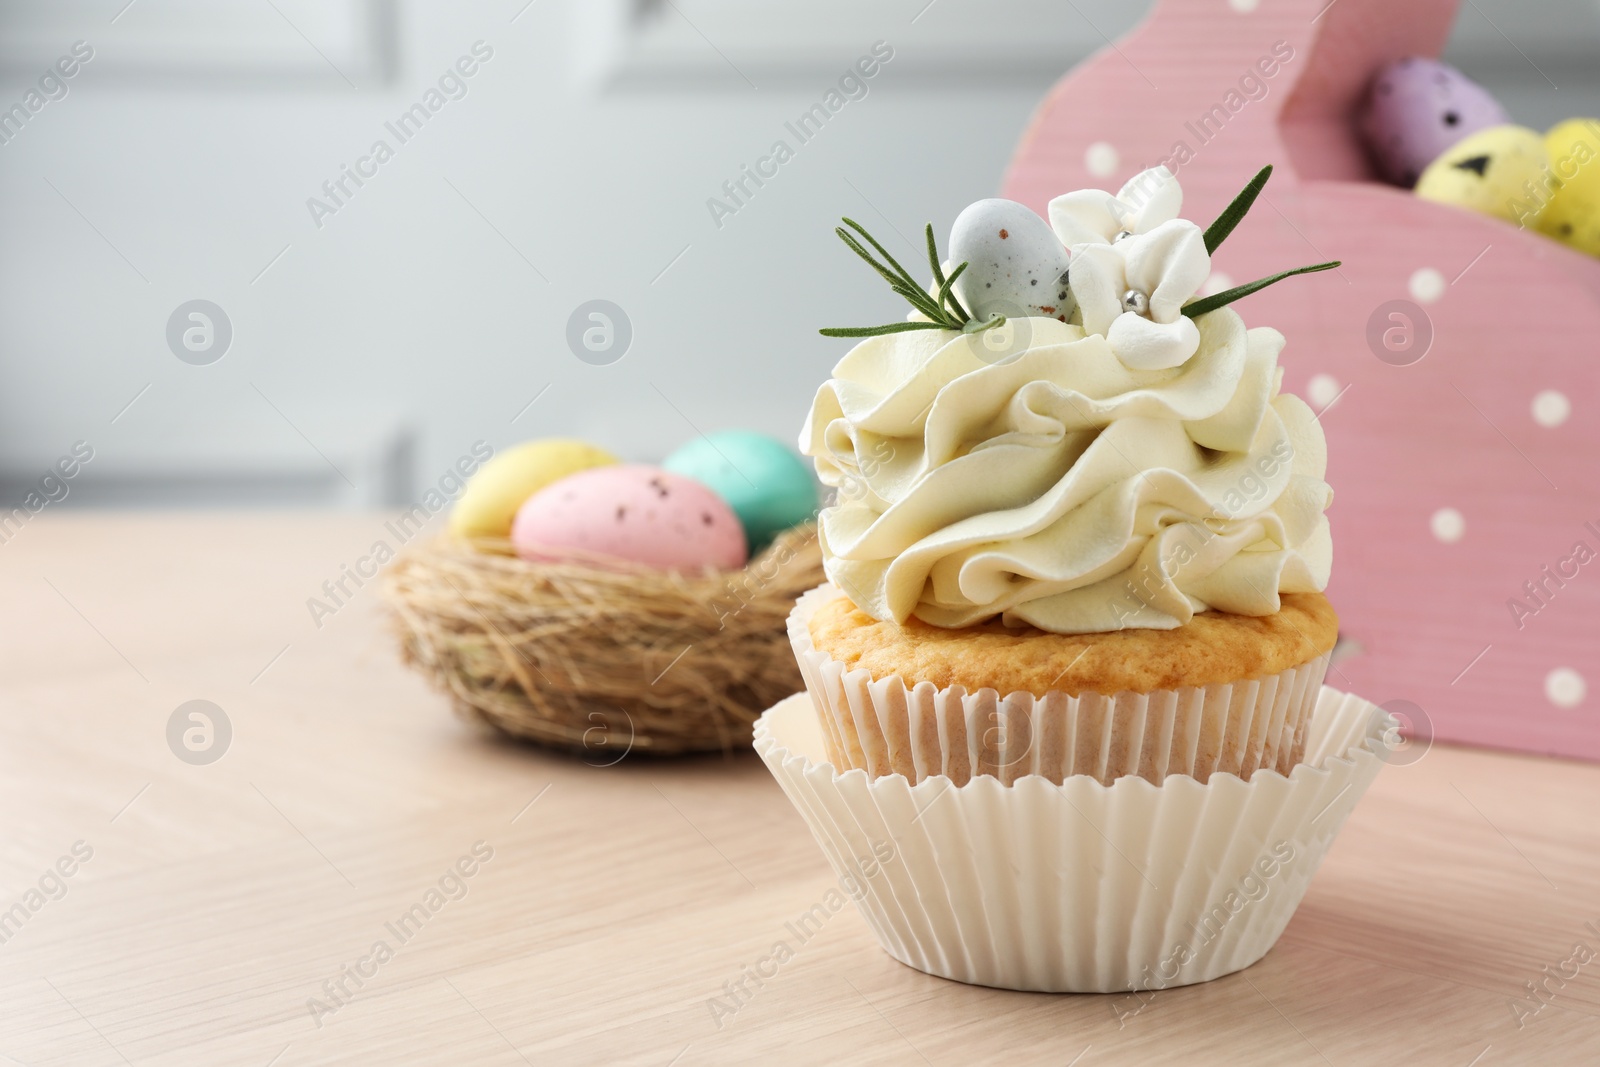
<box><xmin>1002</xmin><ymin>0</ymin><xmax>1600</xmax><ymax>760</ymax></box>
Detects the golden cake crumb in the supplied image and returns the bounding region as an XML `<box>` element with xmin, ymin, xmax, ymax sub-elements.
<box><xmin>806</xmin><ymin>591</ymin><xmax>1339</xmax><ymax>696</ymax></box>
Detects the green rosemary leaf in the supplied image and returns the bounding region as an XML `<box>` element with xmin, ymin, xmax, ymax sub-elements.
<box><xmin>836</xmin><ymin>228</ymin><xmax>907</xmax><ymax>292</ymax></box>
<box><xmin>888</xmin><ymin>283</ymin><xmax>950</xmax><ymax>323</ymax></box>
<box><xmin>819</xmin><ymin>321</ymin><xmax>955</xmax><ymax>338</ymax></box>
<box><xmin>936</xmin><ymin>261</ymin><xmax>970</xmax><ymax>322</ymax></box>
<box><xmin>1181</xmin><ymin>260</ymin><xmax>1340</xmax><ymax>318</ymax></box>
<box><xmin>924</xmin><ymin>226</ymin><xmax>974</xmax><ymax>323</ymax></box>
<box><xmin>822</xmin><ymin>217</ymin><xmax>977</xmax><ymax>339</ymax></box>
<box><xmin>925</xmin><ymin>224</ymin><xmax>947</xmax><ymax>290</ymax></box>
<box><xmin>841</xmin><ymin>218</ymin><xmax>922</xmax><ymax>292</ymax></box>
<box><xmin>835</xmin><ymin>229</ymin><xmax>948</xmax><ymax>323</ymax></box>
<box><xmin>1202</xmin><ymin>164</ymin><xmax>1272</xmax><ymax>255</ymax></box>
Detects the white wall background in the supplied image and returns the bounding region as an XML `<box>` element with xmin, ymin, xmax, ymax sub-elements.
<box><xmin>1</xmin><ymin>0</ymin><xmax>1596</xmax><ymax>508</ymax></box>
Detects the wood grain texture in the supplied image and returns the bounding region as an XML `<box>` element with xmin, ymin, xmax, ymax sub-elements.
<box><xmin>0</xmin><ymin>513</ymin><xmax>1596</xmax><ymax>1065</ymax></box>
<box><xmin>1002</xmin><ymin>0</ymin><xmax>1600</xmax><ymax>762</ymax></box>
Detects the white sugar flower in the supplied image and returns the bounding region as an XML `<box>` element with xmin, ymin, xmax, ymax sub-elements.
<box><xmin>1069</xmin><ymin>218</ymin><xmax>1209</xmax><ymax>370</ymax></box>
<box><xmin>1047</xmin><ymin>166</ymin><xmax>1183</xmax><ymax>247</ymax></box>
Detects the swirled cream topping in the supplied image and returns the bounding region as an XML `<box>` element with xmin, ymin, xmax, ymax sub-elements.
<box><xmin>800</xmin><ymin>305</ymin><xmax>1333</xmax><ymax>633</ymax></box>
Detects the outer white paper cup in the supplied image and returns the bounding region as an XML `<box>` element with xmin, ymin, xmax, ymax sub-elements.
<box><xmin>754</xmin><ymin>686</ymin><xmax>1392</xmax><ymax>993</ymax></box>
<box><xmin>789</xmin><ymin>584</ymin><xmax>1329</xmax><ymax>787</ymax></box>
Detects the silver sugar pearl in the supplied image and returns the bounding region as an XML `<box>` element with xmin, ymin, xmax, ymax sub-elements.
<box><xmin>1122</xmin><ymin>289</ymin><xmax>1149</xmax><ymax>315</ymax></box>
<box><xmin>1113</xmin><ymin>229</ymin><xmax>1135</xmax><ymax>243</ymax></box>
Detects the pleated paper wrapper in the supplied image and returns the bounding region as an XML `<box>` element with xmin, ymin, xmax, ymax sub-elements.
<box><xmin>754</xmin><ymin>687</ymin><xmax>1392</xmax><ymax>993</ymax></box>
<box><xmin>789</xmin><ymin>584</ymin><xmax>1330</xmax><ymax>787</ymax></box>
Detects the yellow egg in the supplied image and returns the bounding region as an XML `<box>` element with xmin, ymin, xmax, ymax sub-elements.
<box><xmin>1415</xmin><ymin>125</ymin><xmax>1550</xmax><ymax>226</ymax></box>
<box><xmin>1545</xmin><ymin>118</ymin><xmax>1600</xmax><ymax>165</ymax></box>
<box><xmin>1538</xmin><ymin>118</ymin><xmax>1600</xmax><ymax>256</ymax></box>
<box><xmin>450</xmin><ymin>439</ymin><xmax>618</xmax><ymax>539</ymax></box>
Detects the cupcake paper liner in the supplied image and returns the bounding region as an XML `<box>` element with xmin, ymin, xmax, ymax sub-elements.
<box><xmin>789</xmin><ymin>584</ymin><xmax>1329</xmax><ymax>787</ymax></box>
<box><xmin>754</xmin><ymin>686</ymin><xmax>1392</xmax><ymax>993</ymax></box>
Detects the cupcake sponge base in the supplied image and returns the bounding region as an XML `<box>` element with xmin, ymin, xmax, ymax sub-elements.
<box><xmin>792</xmin><ymin>585</ymin><xmax>1331</xmax><ymax>787</ymax></box>
<box><xmin>805</xmin><ymin>588</ymin><xmax>1338</xmax><ymax>696</ymax></box>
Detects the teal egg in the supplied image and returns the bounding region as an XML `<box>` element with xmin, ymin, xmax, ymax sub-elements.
<box><xmin>663</xmin><ymin>431</ymin><xmax>818</xmax><ymax>553</ymax></box>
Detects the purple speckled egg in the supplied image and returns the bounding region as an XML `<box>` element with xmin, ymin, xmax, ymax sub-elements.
<box><xmin>1358</xmin><ymin>57</ymin><xmax>1509</xmax><ymax>187</ymax></box>
<box><xmin>511</xmin><ymin>465</ymin><xmax>747</xmax><ymax>571</ymax></box>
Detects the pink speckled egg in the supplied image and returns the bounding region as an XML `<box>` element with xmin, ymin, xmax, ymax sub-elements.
<box><xmin>511</xmin><ymin>465</ymin><xmax>747</xmax><ymax>570</ymax></box>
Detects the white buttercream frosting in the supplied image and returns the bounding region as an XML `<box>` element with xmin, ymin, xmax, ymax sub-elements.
<box><xmin>801</xmin><ymin>307</ymin><xmax>1333</xmax><ymax>633</ymax></box>
<box><xmin>803</xmin><ymin>167</ymin><xmax>1334</xmax><ymax>633</ymax></box>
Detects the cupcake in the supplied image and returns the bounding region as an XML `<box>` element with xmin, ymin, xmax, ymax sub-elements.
<box><xmin>795</xmin><ymin>165</ymin><xmax>1340</xmax><ymax>788</ymax></box>
<box><xmin>761</xmin><ymin>164</ymin><xmax>1401</xmax><ymax>991</ymax></box>
<box><xmin>757</xmin><ymin>167</ymin><xmax>1395</xmax><ymax>994</ymax></box>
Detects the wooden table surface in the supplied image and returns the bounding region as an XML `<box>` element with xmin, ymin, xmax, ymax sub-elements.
<box><xmin>3</xmin><ymin>513</ymin><xmax>1598</xmax><ymax>1066</ymax></box>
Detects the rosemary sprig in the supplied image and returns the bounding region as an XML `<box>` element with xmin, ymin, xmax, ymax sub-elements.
<box><xmin>834</xmin><ymin>228</ymin><xmax>937</xmax><ymax>317</ymax></box>
<box><xmin>815</xmin><ymin>321</ymin><xmax>955</xmax><ymax>339</ymax></box>
<box><xmin>821</xmin><ymin>164</ymin><xmax>1340</xmax><ymax>338</ymax></box>
<box><xmin>1182</xmin><ymin>261</ymin><xmax>1340</xmax><ymax>318</ymax></box>
<box><xmin>935</xmin><ymin>261</ymin><xmax>969</xmax><ymax>323</ymax></box>
<box><xmin>1203</xmin><ymin>164</ymin><xmax>1272</xmax><ymax>254</ymax></box>
<box><xmin>926</xmin><ymin>224</ymin><xmax>970</xmax><ymax>320</ymax></box>
<box><xmin>819</xmin><ymin>218</ymin><xmax>999</xmax><ymax>338</ymax></box>
<box><xmin>1185</xmin><ymin>165</ymin><xmax>1339</xmax><ymax>316</ymax></box>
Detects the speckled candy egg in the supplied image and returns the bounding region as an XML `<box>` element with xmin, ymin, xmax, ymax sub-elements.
<box><xmin>1538</xmin><ymin>119</ymin><xmax>1600</xmax><ymax>257</ymax></box>
<box><xmin>1359</xmin><ymin>57</ymin><xmax>1509</xmax><ymax>187</ymax></box>
<box><xmin>1415</xmin><ymin>125</ymin><xmax>1548</xmax><ymax>224</ymax></box>
<box><xmin>511</xmin><ymin>465</ymin><xmax>747</xmax><ymax>570</ymax></box>
<box><xmin>663</xmin><ymin>431</ymin><xmax>818</xmax><ymax>553</ymax></box>
<box><xmin>451</xmin><ymin>438</ymin><xmax>618</xmax><ymax>539</ymax></box>
<box><xmin>949</xmin><ymin>199</ymin><xmax>1074</xmax><ymax>325</ymax></box>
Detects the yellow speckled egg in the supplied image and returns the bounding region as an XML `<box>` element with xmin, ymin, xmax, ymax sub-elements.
<box><xmin>1539</xmin><ymin>118</ymin><xmax>1600</xmax><ymax>256</ymax></box>
<box><xmin>1415</xmin><ymin>125</ymin><xmax>1550</xmax><ymax>225</ymax></box>
<box><xmin>450</xmin><ymin>439</ymin><xmax>618</xmax><ymax>539</ymax></box>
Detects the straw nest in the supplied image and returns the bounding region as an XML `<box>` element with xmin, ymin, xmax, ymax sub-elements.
<box><xmin>382</xmin><ymin>524</ymin><xmax>824</xmax><ymax>757</ymax></box>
